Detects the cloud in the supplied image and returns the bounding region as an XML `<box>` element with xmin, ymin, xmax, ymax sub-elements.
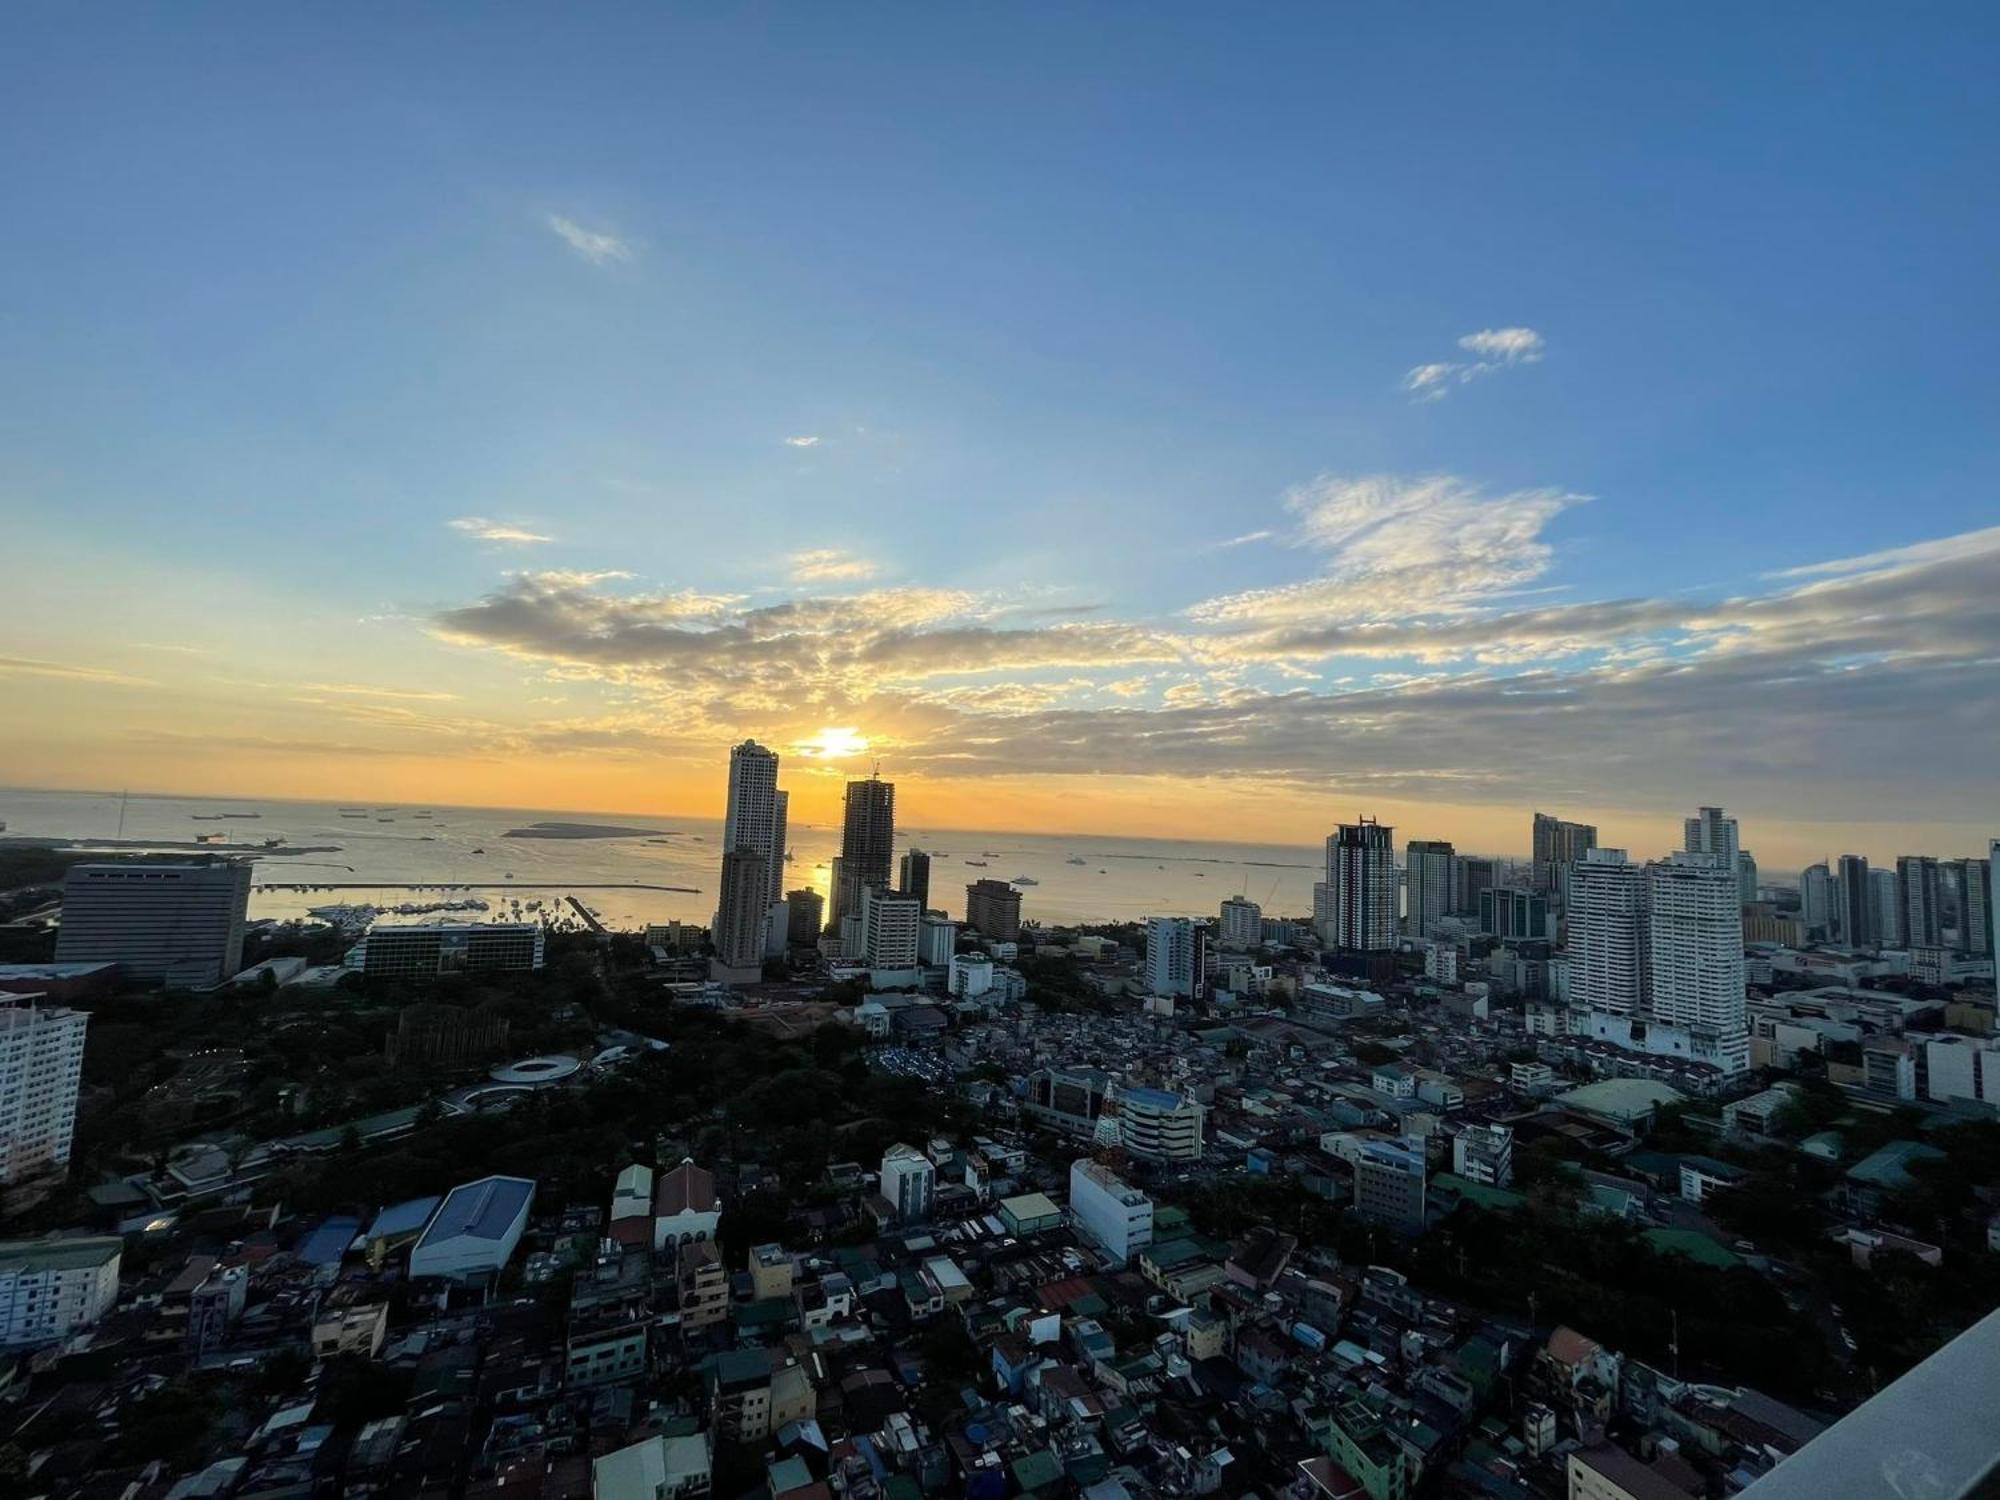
<box><xmin>790</xmin><ymin>548</ymin><xmax>879</xmax><ymax>583</ymax></box>
<box><xmin>0</xmin><ymin>655</ymin><xmax>152</xmax><ymax>686</ymax></box>
<box><xmin>1403</xmin><ymin>326</ymin><xmax>1545</xmax><ymax>401</ymax></box>
<box><xmin>783</xmin><ymin>435</ymin><xmax>822</xmax><ymax>448</ymax></box>
<box><xmin>1211</xmin><ymin>529</ymin><xmax>1274</xmax><ymax>550</ymax></box>
<box><xmin>300</xmin><ymin>683</ymin><xmax>463</xmax><ymax>702</ymax></box>
<box><xmin>547</xmin><ymin>214</ymin><xmax>634</xmax><ymax>266</ymax></box>
<box><xmin>449</xmin><ymin>517</ymin><xmax>554</xmax><ymax>545</ymax></box>
<box><xmin>1189</xmin><ymin>474</ymin><xmax>1584</xmax><ymax>627</ymax></box>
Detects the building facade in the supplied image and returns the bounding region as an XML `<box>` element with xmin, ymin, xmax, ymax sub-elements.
<box><xmin>1567</xmin><ymin>849</ymin><xmax>1644</xmax><ymax>1017</ymax></box>
<box><xmin>55</xmin><ymin>859</ymin><xmax>251</xmax><ymax>987</ymax></box>
<box><xmin>721</xmin><ymin>740</ymin><xmax>787</xmax><ymax>904</ymax></box>
<box><xmin>0</xmin><ymin>997</ymin><xmax>88</xmax><ymax>1184</ymax></box>
<box><xmin>1068</xmin><ymin>1158</ymin><xmax>1154</xmax><ymax>1265</ymax></box>
<box><xmin>1404</xmin><ymin>840</ymin><xmax>1455</xmax><ymax>940</ymax></box>
<box><xmin>964</xmin><ymin>878</ymin><xmax>1022</xmax><ymax>943</ymax></box>
<box><xmin>0</xmin><ymin>1236</ymin><xmax>121</xmax><ymax>1346</ymax></box>
<box><xmin>1326</xmin><ymin>819</ymin><xmax>1397</xmax><ymax>952</ymax></box>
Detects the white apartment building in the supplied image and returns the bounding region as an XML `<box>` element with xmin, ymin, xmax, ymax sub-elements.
<box><xmin>1218</xmin><ymin>897</ymin><xmax>1262</xmax><ymax>951</ymax></box>
<box><xmin>918</xmin><ymin>915</ymin><xmax>959</xmax><ymax>966</ymax></box>
<box><xmin>1451</xmin><ymin>1123</ymin><xmax>1514</xmax><ymax>1188</ymax></box>
<box><xmin>722</xmin><ymin>740</ymin><xmax>788</xmax><ymax>904</ymax></box>
<box><xmin>0</xmin><ymin>997</ymin><xmax>88</xmax><ymax>1184</ymax></box>
<box><xmin>862</xmin><ymin>885</ymin><xmax>922</xmax><ymax>969</ymax></box>
<box><xmin>948</xmin><ymin>951</ymin><xmax>994</xmax><ymax>999</ymax></box>
<box><xmin>1567</xmin><ymin>849</ymin><xmax>1644</xmax><ymax>1016</ymax></box>
<box><xmin>1869</xmin><ymin>869</ymin><xmax>1902</xmax><ymax>951</ymax></box>
<box><xmin>55</xmin><ymin>859</ymin><xmax>251</xmax><ymax>987</ymax></box>
<box><xmin>1145</xmin><ymin>917</ymin><xmax>1198</xmax><ymax>998</ymax></box>
<box><xmin>1326</xmin><ymin>820</ymin><xmax>1397</xmax><ymax>951</ymax></box>
<box><xmin>1924</xmin><ymin>1035</ymin><xmax>2000</xmax><ymax>1107</ymax></box>
<box><xmin>1115</xmin><ymin>1085</ymin><xmax>1204</xmax><ymax>1163</ymax></box>
<box><xmin>1068</xmin><ymin>1158</ymin><xmax>1154</xmax><ymax>1265</ymax></box>
<box><xmin>880</xmin><ymin>1143</ymin><xmax>934</xmax><ymax>1223</ymax></box>
<box><xmin>1405</xmin><ymin>840</ymin><xmax>1455</xmax><ymax>940</ymax></box>
<box><xmin>0</xmin><ymin>1236</ymin><xmax>122</xmax><ymax>1346</ymax></box>
<box><xmin>1646</xmin><ymin>852</ymin><xmax>1748</xmax><ymax>1074</ymax></box>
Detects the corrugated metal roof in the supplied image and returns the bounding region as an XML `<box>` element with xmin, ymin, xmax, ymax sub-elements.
<box><xmin>419</xmin><ymin>1176</ymin><xmax>534</xmax><ymax>1245</ymax></box>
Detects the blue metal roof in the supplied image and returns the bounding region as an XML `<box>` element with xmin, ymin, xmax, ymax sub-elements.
<box><xmin>298</xmin><ymin>1215</ymin><xmax>363</xmax><ymax>1266</ymax></box>
<box><xmin>367</xmin><ymin>1196</ymin><xmax>440</xmax><ymax>1239</ymax></box>
<box><xmin>419</xmin><ymin>1175</ymin><xmax>535</xmax><ymax>1245</ymax></box>
<box><xmin>1122</xmin><ymin>1086</ymin><xmax>1186</xmax><ymax>1109</ymax></box>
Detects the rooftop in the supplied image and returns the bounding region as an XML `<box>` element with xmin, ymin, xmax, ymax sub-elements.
<box><xmin>0</xmin><ymin>1236</ymin><xmax>123</xmax><ymax>1274</ymax></box>
<box><xmin>418</xmin><ymin>1176</ymin><xmax>535</xmax><ymax>1246</ymax></box>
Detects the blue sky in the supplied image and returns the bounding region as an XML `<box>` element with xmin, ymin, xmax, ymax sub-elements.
<box><xmin>3</xmin><ymin>4</ymin><xmax>1997</xmax><ymax>865</ymax></box>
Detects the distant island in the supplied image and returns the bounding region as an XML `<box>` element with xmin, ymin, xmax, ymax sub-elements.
<box><xmin>502</xmin><ymin>822</ymin><xmax>674</xmax><ymax>840</ymax></box>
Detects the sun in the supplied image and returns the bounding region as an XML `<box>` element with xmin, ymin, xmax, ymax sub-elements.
<box><xmin>800</xmin><ymin>726</ymin><xmax>869</xmax><ymax>759</ymax></box>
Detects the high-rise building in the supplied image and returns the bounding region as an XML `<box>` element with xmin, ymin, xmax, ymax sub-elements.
<box><xmin>1736</xmin><ymin>850</ymin><xmax>1759</xmax><ymax>905</ymax></box>
<box><xmin>1531</xmin><ymin>813</ymin><xmax>1598</xmax><ymax>894</ymax></box>
<box><xmin>1801</xmin><ymin>862</ymin><xmax>1834</xmax><ymax>935</ymax></box>
<box><xmin>1218</xmin><ymin>896</ymin><xmax>1262</xmax><ymax>950</ymax></box>
<box><xmin>1352</xmin><ymin>1138</ymin><xmax>1427</xmax><ymax>1233</ymax></box>
<box><xmin>1646</xmin><ymin>852</ymin><xmax>1748</xmax><ymax>1074</ymax></box>
<box><xmin>1453</xmin><ymin>856</ymin><xmax>1497</xmax><ymax>916</ymax></box>
<box><xmin>721</xmin><ymin>740</ymin><xmax>787</xmax><ymax>905</ymax></box>
<box><xmin>964</xmin><ymin>878</ymin><xmax>1021</xmax><ymax>942</ymax></box>
<box><xmin>346</xmin><ymin>924</ymin><xmax>545</xmax><ymax>978</ymax></box>
<box><xmin>55</xmin><ymin>859</ymin><xmax>252</xmax><ymax>988</ymax></box>
<box><xmin>1405</xmin><ymin>840</ymin><xmax>1455</xmax><ymax>939</ymax></box>
<box><xmin>1869</xmin><ymin>869</ymin><xmax>1901</xmax><ymax>950</ymax></box>
<box><xmin>879</xmin><ymin>1143</ymin><xmax>934</xmax><ymax>1223</ymax></box>
<box><xmin>1836</xmin><ymin>855</ymin><xmax>1872</xmax><ymax>947</ymax></box>
<box><xmin>1480</xmin><ymin>886</ymin><xmax>1550</xmax><ymax>941</ymax></box>
<box><xmin>1897</xmin><ymin>857</ymin><xmax>1945</xmax><ymax>950</ymax></box>
<box><xmin>918</xmin><ymin>914</ymin><xmax>958</xmax><ymax>966</ymax></box>
<box><xmin>711</xmin><ymin>848</ymin><xmax>770</xmax><ymax>978</ymax></box>
<box><xmin>1990</xmin><ymin>841</ymin><xmax>2000</xmax><ymax>960</ymax></box>
<box><xmin>1145</xmin><ymin>917</ymin><xmax>1197</xmax><ymax>998</ymax></box>
<box><xmin>839</xmin><ymin>776</ymin><xmax>895</xmax><ymax>894</ymax></box>
<box><xmin>1954</xmin><ymin>857</ymin><xmax>1992</xmax><ymax>955</ymax></box>
<box><xmin>0</xmin><ymin>996</ymin><xmax>89</xmax><ymax>1184</ymax></box>
<box><xmin>784</xmin><ymin>888</ymin><xmax>824</xmax><ymax>948</ymax></box>
<box><xmin>1114</xmin><ymin>1085</ymin><xmax>1204</xmax><ymax>1163</ymax></box>
<box><xmin>898</xmin><ymin>848</ymin><xmax>931</xmax><ymax>911</ymax></box>
<box><xmin>1311</xmin><ymin>881</ymin><xmax>1335</xmax><ymax>945</ymax></box>
<box><xmin>1566</xmin><ymin>849</ymin><xmax>1643</xmax><ymax>1016</ymax></box>
<box><xmin>1683</xmin><ymin>806</ymin><xmax>1741</xmax><ymax>867</ymax></box>
<box><xmin>861</xmin><ymin>884</ymin><xmax>921</xmax><ymax>969</ymax></box>
<box><xmin>1326</xmin><ymin>819</ymin><xmax>1396</xmax><ymax>952</ymax></box>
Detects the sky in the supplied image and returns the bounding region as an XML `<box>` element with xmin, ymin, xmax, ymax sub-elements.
<box><xmin>2</xmin><ymin>4</ymin><xmax>1997</xmax><ymax>874</ymax></box>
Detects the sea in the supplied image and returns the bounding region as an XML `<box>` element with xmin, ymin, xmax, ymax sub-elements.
<box><xmin>0</xmin><ymin>786</ymin><xmax>1323</xmax><ymax>931</ymax></box>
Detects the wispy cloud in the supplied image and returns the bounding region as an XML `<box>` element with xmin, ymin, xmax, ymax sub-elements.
<box><xmin>449</xmin><ymin>516</ymin><xmax>554</xmax><ymax>545</ymax></box>
<box><xmin>790</xmin><ymin>548</ymin><xmax>879</xmax><ymax>583</ymax></box>
<box><xmin>1212</xmin><ymin>529</ymin><xmax>1274</xmax><ymax>550</ymax></box>
<box><xmin>300</xmin><ymin>682</ymin><xmax>463</xmax><ymax>702</ymax></box>
<box><xmin>546</xmin><ymin>214</ymin><xmax>635</xmax><ymax>266</ymax></box>
<box><xmin>0</xmin><ymin>655</ymin><xmax>152</xmax><ymax>686</ymax></box>
<box><xmin>783</xmin><ymin>435</ymin><xmax>822</xmax><ymax>448</ymax></box>
<box><xmin>1403</xmin><ymin>326</ymin><xmax>1546</xmax><ymax>401</ymax></box>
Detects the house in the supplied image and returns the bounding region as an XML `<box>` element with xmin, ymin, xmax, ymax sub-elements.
<box><xmin>593</xmin><ymin>1432</ymin><xmax>713</xmax><ymax>1500</ymax></box>
<box><xmin>655</xmin><ymin>1159</ymin><xmax>722</xmax><ymax>1251</ymax></box>
<box><xmin>311</xmin><ymin>1300</ymin><xmax>389</xmax><ymax>1359</ymax></box>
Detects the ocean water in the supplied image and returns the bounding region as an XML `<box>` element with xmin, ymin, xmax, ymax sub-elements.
<box><xmin>0</xmin><ymin>786</ymin><xmax>1322</xmax><ymax>931</ymax></box>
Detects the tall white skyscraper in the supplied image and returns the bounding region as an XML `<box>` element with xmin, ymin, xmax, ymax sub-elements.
<box><xmin>55</xmin><ymin>859</ymin><xmax>251</xmax><ymax>987</ymax></box>
<box><xmin>1145</xmin><ymin>917</ymin><xmax>1198</xmax><ymax>998</ymax></box>
<box><xmin>861</xmin><ymin>883</ymin><xmax>921</xmax><ymax>969</ymax></box>
<box><xmin>721</xmin><ymin>740</ymin><xmax>786</xmax><ymax>904</ymax></box>
<box><xmin>1801</xmin><ymin>862</ymin><xmax>1834</xmax><ymax>935</ymax></box>
<box><xmin>0</xmin><ymin>996</ymin><xmax>89</xmax><ymax>1184</ymax></box>
<box><xmin>711</xmin><ymin>847</ymin><xmax>770</xmax><ymax>978</ymax></box>
<box><xmin>1869</xmin><ymin>869</ymin><xmax>1901</xmax><ymax>950</ymax></box>
<box><xmin>1326</xmin><ymin>819</ymin><xmax>1396</xmax><ymax>951</ymax></box>
<box><xmin>1405</xmin><ymin>840</ymin><xmax>1455</xmax><ymax>940</ymax></box>
<box><xmin>1646</xmin><ymin>852</ymin><xmax>1748</xmax><ymax>1074</ymax></box>
<box><xmin>1566</xmin><ymin>849</ymin><xmax>1644</xmax><ymax>1016</ymax></box>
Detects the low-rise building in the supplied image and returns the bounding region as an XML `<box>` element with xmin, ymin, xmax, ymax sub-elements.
<box><xmin>0</xmin><ymin>1236</ymin><xmax>121</xmax><ymax>1346</ymax></box>
<box><xmin>409</xmin><ymin>1176</ymin><xmax>535</xmax><ymax>1282</ymax></box>
<box><xmin>1068</xmin><ymin>1158</ymin><xmax>1153</xmax><ymax>1265</ymax></box>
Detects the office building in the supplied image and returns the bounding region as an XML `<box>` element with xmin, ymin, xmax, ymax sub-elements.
<box><xmin>879</xmin><ymin>1143</ymin><xmax>934</xmax><ymax>1223</ymax></box>
<box><xmin>55</xmin><ymin>858</ymin><xmax>251</xmax><ymax>988</ymax></box>
<box><xmin>1068</xmin><ymin>1158</ymin><xmax>1154</xmax><ymax>1266</ymax></box>
<box><xmin>408</xmin><ymin>1176</ymin><xmax>535</xmax><ymax>1282</ymax></box>
<box><xmin>1024</xmin><ymin>1066</ymin><xmax>1114</xmax><ymax>1136</ymax></box>
<box><xmin>965</xmin><ymin>878</ymin><xmax>1022</xmax><ymax>942</ymax></box>
<box><xmin>898</xmin><ymin>848</ymin><xmax>931</xmax><ymax>911</ymax></box>
<box><xmin>1326</xmin><ymin>819</ymin><xmax>1396</xmax><ymax>952</ymax></box>
<box><xmin>1897</xmin><ymin>857</ymin><xmax>1945</xmax><ymax>950</ymax></box>
<box><xmin>832</xmin><ymin>776</ymin><xmax>895</xmax><ymax>928</ymax></box>
<box><xmin>1405</xmin><ymin>839</ymin><xmax>1455</xmax><ymax>939</ymax></box>
<box><xmin>345</xmin><ymin>923</ymin><xmax>545</xmax><ymax>979</ymax></box>
<box><xmin>1480</xmin><ymin>886</ymin><xmax>1549</xmax><ymax>941</ymax></box>
<box><xmin>1956</xmin><ymin>856</ymin><xmax>1993</xmax><ymax>955</ymax></box>
<box><xmin>721</xmin><ymin>740</ymin><xmax>788</xmax><ymax>905</ymax></box>
<box><xmin>1567</xmin><ymin>849</ymin><xmax>1644</xmax><ymax>1017</ymax></box>
<box><xmin>1801</xmin><ymin>863</ymin><xmax>1834</xmax><ymax>935</ymax></box>
<box><xmin>0</xmin><ymin>997</ymin><xmax>88</xmax><ymax>1184</ymax></box>
<box><xmin>1683</xmin><ymin>805</ymin><xmax>1740</xmax><ymax>868</ymax></box>
<box><xmin>1645</xmin><ymin>852</ymin><xmax>1748</xmax><ymax>1075</ymax></box>
<box><xmin>1114</xmin><ymin>1085</ymin><xmax>1204</xmax><ymax>1163</ymax></box>
<box><xmin>1453</xmin><ymin>856</ymin><xmax>1497</xmax><ymax>916</ymax></box>
<box><xmin>1836</xmin><ymin>854</ymin><xmax>1872</xmax><ymax>947</ymax></box>
<box><xmin>1145</xmin><ymin>916</ymin><xmax>1198</xmax><ymax>998</ymax></box>
<box><xmin>1452</xmin><ymin>1123</ymin><xmax>1514</xmax><ymax>1188</ymax></box>
<box><xmin>711</xmin><ymin>848</ymin><xmax>770</xmax><ymax>980</ymax></box>
<box><xmin>861</xmin><ymin>883</ymin><xmax>921</xmax><ymax>969</ymax></box>
<box><xmin>1218</xmin><ymin>896</ymin><xmax>1262</xmax><ymax>950</ymax></box>
<box><xmin>784</xmin><ymin>888</ymin><xmax>824</xmax><ymax>947</ymax></box>
<box><xmin>918</xmin><ymin>914</ymin><xmax>958</xmax><ymax>966</ymax></box>
<box><xmin>1869</xmin><ymin>869</ymin><xmax>1901</xmax><ymax>951</ymax></box>
<box><xmin>0</xmin><ymin>1236</ymin><xmax>122</xmax><ymax>1346</ymax></box>
<box><xmin>1532</xmin><ymin>812</ymin><xmax>1598</xmax><ymax>895</ymax></box>
<box><xmin>1352</xmin><ymin>1138</ymin><xmax>1427</xmax><ymax>1234</ymax></box>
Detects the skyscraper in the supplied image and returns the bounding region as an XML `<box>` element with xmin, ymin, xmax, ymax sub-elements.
<box><xmin>711</xmin><ymin>847</ymin><xmax>770</xmax><ymax>979</ymax></box>
<box><xmin>1145</xmin><ymin>917</ymin><xmax>1198</xmax><ymax>998</ymax></box>
<box><xmin>721</xmin><ymin>740</ymin><xmax>787</xmax><ymax>904</ymax></box>
<box><xmin>833</xmin><ymin>775</ymin><xmax>895</xmax><ymax>927</ymax></box>
<box><xmin>964</xmin><ymin>878</ymin><xmax>1021</xmax><ymax>943</ymax></box>
<box><xmin>0</xmin><ymin>995</ymin><xmax>89</xmax><ymax>1184</ymax></box>
<box><xmin>1531</xmin><ymin>812</ymin><xmax>1598</xmax><ymax>895</ymax></box>
<box><xmin>784</xmin><ymin>888</ymin><xmax>824</xmax><ymax>948</ymax></box>
<box><xmin>1404</xmin><ymin>839</ymin><xmax>1455</xmax><ymax>940</ymax></box>
<box><xmin>1954</xmin><ymin>857</ymin><xmax>1992</xmax><ymax>955</ymax></box>
<box><xmin>1646</xmin><ymin>852</ymin><xmax>1748</xmax><ymax>1074</ymax></box>
<box><xmin>1218</xmin><ymin>896</ymin><xmax>1262</xmax><ymax>950</ymax></box>
<box><xmin>1990</xmin><ymin>841</ymin><xmax>2000</xmax><ymax>960</ymax></box>
<box><xmin>1836</xmin><ymin>854</ymin><xmax>1872</xmax><ymax>946</ymax></box>
<box><xmin>1801</xmin><ymin>862</ymin><xmax>1834</xmax><ymax>935</ymax></box>
<box><xmin>1896</xmin><ymin>856</ymin><xmax>1945</xmax><ymax>950</ymax></box>
<box><xmin>1326</xmin><ymin>819</ymin><xmax>1396</xmax><ymax>952</ymax></box>
<box><xmin>861</xmin><ymin>884</ymin><xmax>921</xmax><ymax>969</ymax></box>
<box><xmin>1453</xmin><ymin>856</ymin><xmax>1497</xmax><ymax>916</ymax></box>
<box><xmin>1480</xmin><ymin>886</ymin><xmax>1550</xmax><ymax>941</ymax></box>
<box><xmin>1736</xmin><ymin>850</ymin><xmax>1758</xmax><ymax>905</ymax></box>
<box><xmin>55</xmin><ymin>859</ymin><xmax>252</xmax><ymax>987</ymax></box>
<box><xmin>1566</xmin><ymin>849</ymin><xmax>1643</xmax><ymax>1016</ymax></box>
<box><xmin>1869</xmin><ymin>869</ymin><xmax>1901</xmax><ymax>950</ymax></box>
<box><xmin>1683</xmin><ymin>806</ymin><xmax>1740</xmax><ymax>867</ymax></box>
<box><xmin>898</xmin><ymin>848</ymin><xmax>931</xmax><ymax>911</ymax></box>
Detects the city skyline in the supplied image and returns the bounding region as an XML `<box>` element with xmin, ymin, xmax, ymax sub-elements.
<box><xmin>5</xmin><ymin>8</ymin><xmax>1999</xmax><ymax>873</ymax></box>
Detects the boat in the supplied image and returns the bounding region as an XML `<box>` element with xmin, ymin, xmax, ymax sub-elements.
<box><xmin>1098</xmin><ymin>869</ymin><xmax>1107</xmax><ymax>874</ymax></box>
<box><xmin>1011</xmin><ymin>875</ymin><xmax>1039</xmax><ymax>886</ymax></box>
<box><xmin>1194</xmin><ymin>871</ymin><xmax>1206</xmax><ymax>878</ymax></box>
<box><xmin>377</xmin><ymin>818</ymin><xmax>395</xmax><ymax>823</ymax></box>
<box><xmin>471</xmin><ymin>847</ymin><xmax>485</xmax><ymax>854</ymax></box>
<box><xmin>1066</xmin><ymin>856</ymin><xmax>1087</xmax><ymax>865</ymax></box>
<box><xmin>965</xmin><ymin>860</ymin><xmax>988</xmax><ymax>867</ymax></box>
<box><xmin>192</xmin><ymin>814</ymin><xmax>226</xmax><ymax>821</ymax></box>
<box><xmin>340</xmin><ymin>812</ymin><xmax>369</xmax><ymax>819</ymax></box>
